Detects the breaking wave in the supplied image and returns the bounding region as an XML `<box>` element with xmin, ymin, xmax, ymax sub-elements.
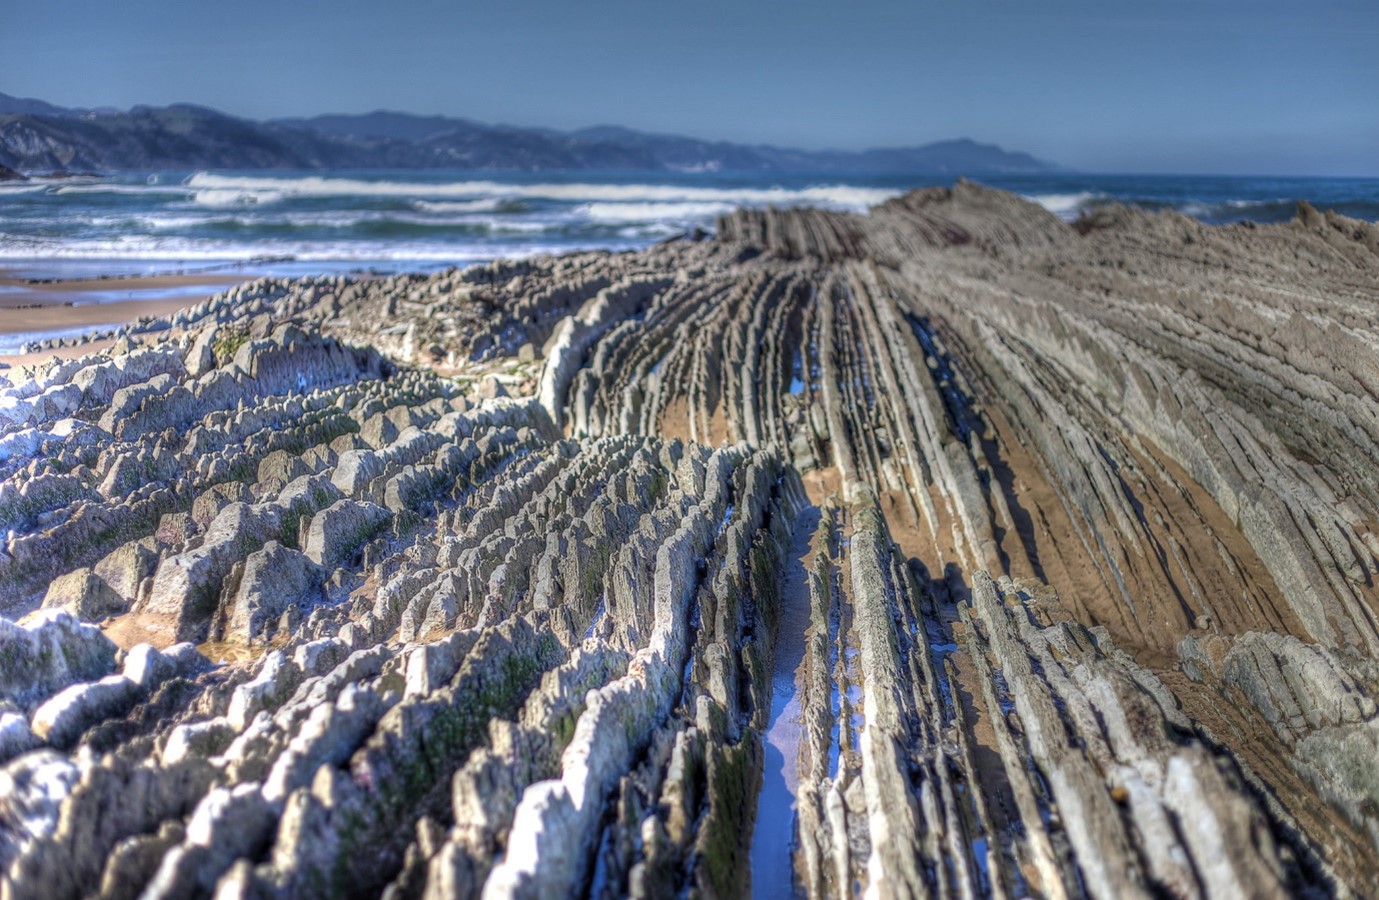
<box><xmin>182</xmin><ymin>172</ymin><xmax>902</xmax><ymax>210</ymax></box>
<box><xmin>1025</xmin><ymin>191</ymin><xmax>1107</xmax><ymax>219</ymax></box>
<box><xmin>3</xmin><ymin>171</ymin><xmax>1375</xmax><ymax>270</ymax></box>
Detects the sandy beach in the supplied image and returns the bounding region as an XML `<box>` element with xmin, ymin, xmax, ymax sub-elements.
<box><xmin>0</xmin><ymin>269</ymin><xmax>247</xmax><ymax>356</ymax></box>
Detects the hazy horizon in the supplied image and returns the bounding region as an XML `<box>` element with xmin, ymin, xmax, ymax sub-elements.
<box><xmin>2</xmin><ymin>0</ymin><xmax>1375</xmax><ymax>177</ymax></box>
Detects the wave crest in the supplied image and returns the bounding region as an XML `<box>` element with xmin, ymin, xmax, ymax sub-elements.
<box><xmin>184</xmin><ymin>172</ymin><xmax>900</xmax><ymax>209</ymax></box>
<box><xmin>1026</xmin><ymin>191</ymin><xmax>1105</xmax><ymax>219</ymax></box>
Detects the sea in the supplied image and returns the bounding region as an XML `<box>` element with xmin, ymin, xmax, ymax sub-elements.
<box><xmin>2</xmin><ymin>170</ymin><xmax>1377</xmax><ymax>281</ymax></box>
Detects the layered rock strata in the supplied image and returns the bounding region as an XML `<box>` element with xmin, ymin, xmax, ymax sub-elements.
<box><xmin>2</xmin><ymin>182</ymin><xmax>1378</xmax><ymax>898</ymax></box>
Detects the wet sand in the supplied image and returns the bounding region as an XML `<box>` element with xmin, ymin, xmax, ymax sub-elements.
<box><xmin>0</xmin><ymin>340</ymin><xmax>118</xmax><ymax>368</ymax></box>
<box><xmin>0</xmin><ymin>268</ymin><xmax>247</xmax><ymax>355</ymax></box>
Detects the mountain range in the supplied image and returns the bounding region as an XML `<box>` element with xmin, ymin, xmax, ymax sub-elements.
<box><xmin>0</xmin><ymin>91</ymin><xmax>1060</xmax><ymax>175</ymax></box>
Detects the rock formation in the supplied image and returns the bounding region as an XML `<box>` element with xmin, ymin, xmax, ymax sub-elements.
<box><xmin>2</xmin><ymin>181</ymin><xmax>1378</xmax><ymax>897</ymax></box>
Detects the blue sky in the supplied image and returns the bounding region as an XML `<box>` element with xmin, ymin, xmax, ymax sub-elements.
<box><xmin>1</xmin><ymin>0</ymin><xmax>1374</xmax><ymax>175</ymax></box>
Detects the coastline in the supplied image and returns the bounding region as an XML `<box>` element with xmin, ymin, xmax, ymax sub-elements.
<box><xmin>1</xmin><ymin>184</ymin><xmax>1378</xmax><ymax>895</ymax></box>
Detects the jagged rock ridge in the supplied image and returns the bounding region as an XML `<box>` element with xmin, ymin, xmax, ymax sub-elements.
<box><xmin>2</xmin><ymin>182</ymin><xmax>1378</xmax><ymax>898</ymax></box>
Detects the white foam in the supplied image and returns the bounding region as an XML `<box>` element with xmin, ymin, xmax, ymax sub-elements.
<box><xmin>477</xmin><ymin>219</ymin><xmax>557</xmax><ymax>234</ymax></box>
<box><xmin>138</xmin><ymin>214</ymin><xmax>233</xmax><ymax>230</ymax></box>
<box><xmin>191</xmin><ymin>189</ymin><xmax>285</xmax><ymax>208</ymax></box>
<box><xmin>412</xmin><ymin>199</ymin><xmax>503</xmax><ymax>214</ymax></box>
<box><xmin>184</xmin><ymin>172</ymin><xmax>900</xmax><ymax>209</ymax></box>
<box><xmin>0</xmin><ymin>235</ymin><xmax>624</xmax><ymax>262</ymax></box>
<box><xmin>1223</xmin><ymin>197</ymin><xmax>1288</xmax><ymax>209</ymax></box>
<box><xmin>581</xmin><ymin>201</ymin><xmax>736</xmax><ymax>222</ymax></box>
<box><xmin>1025</xmin><ymin>191</ymin><xmax>1102</xmax><ymax>219</ymax></box>
<box><xmin>617</xmin><ymin>223</ymin><xmax>682</xmax><ymax>239</ymax></box>
<box><xmin>53</xmin><ymin>183</ymin><xmax>188</xmax><ymax>197</ymax></box>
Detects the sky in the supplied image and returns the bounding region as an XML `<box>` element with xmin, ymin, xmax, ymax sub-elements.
<box><xmin>0</xmin><ymin>0</ymin><xmax>1375</xmax><ymax>176</ymax></box>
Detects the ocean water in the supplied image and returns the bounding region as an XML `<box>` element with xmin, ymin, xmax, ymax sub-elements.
<box><xmin>1</xmin><ymin>170</ymin><xmax>1376</xmax><ymax>279</ymax></box>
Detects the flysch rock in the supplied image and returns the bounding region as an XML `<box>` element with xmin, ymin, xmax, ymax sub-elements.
<box><xmin>0</xmin><ymin>611</ymin><xmax>117</xmax><ymax>708</ymax></box>
<box><xmin>40</xmin><ymin>567</ymin><xmax>126</xmax><ymax>621</ymax></box>
<box><xmin>1</xmin><ymin>184</ymin><xmax>1378</xmax><ymax>898</ymax></box>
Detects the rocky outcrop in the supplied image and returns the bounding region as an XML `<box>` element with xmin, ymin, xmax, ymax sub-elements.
<box><xmin>40</xmin><ymin>569</ymin><xmax>125</xmax><ymax>621</ymax></box>
<box><xmin>2</xmin><ymin>184</ymin><xmax>1378</xmax><ymax>897</ymax></box>
<box><xmin>302</xmin><ymin>500</ymin><xmax>392</xmax><ymax>572</ymax></box>
<box><xmin>212</xmin><ymin>541</ymin><xmax>326</xmax><ymax>644</ymax></box>
<box><xmin>0</xmin><ymin>612</ymin><xmax>117</xmax><ymax>707</ymax></box>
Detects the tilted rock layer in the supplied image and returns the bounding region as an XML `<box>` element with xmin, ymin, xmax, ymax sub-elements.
<box><xmin>2</xmin><ymin>181</ymin><xmax>1378</xmax><ymax>898</ymax></box>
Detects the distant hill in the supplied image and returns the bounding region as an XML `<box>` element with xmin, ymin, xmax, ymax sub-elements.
<box><xmin>0</xmin><ymin>91</ymin><xmax>77</xmax><ymax>118</ymax></box>
<box><xmin>271</xmin><ymin>111</ymin><xmax>488</xmax><ymax>144</ymax></box>
<box><xmin>0</xmin><ymin>92</ymin><xmax>1062</xmax><ymax>175</ymax></box>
